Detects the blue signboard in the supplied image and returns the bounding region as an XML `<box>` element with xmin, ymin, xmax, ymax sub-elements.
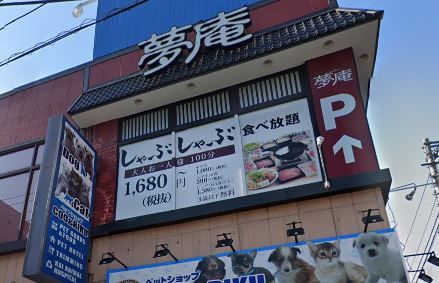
<box><xmin>93</xmin><ymin>0</ymin><xmax>263</xmax><ymax>59</ymax></box>
<box><xmin>23</xmin><ymin>117</ymin><xmax>97</xmax><ymax>283</ymax></box>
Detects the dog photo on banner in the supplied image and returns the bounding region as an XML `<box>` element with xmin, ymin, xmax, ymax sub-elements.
<box><xmin>108</xmin><ymin>229</ymin><xmax>409</xmax><ymax>283</ymax></box>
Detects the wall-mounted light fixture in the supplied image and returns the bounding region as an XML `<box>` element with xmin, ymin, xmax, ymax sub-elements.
<box><xmin>286</xmin><ymin>221</ymin><xmax>305</xmax><ymax>243</ymax></box>
<box><xmin>405</xmin><ymin>189</ymin><xmax>416</xmax><ymax>201</ymax></box>
<box><xmin>358</xmin><ymin>53</ymin><xmax>369</xmax><ymax>62</ymax></box>
<box><xmin>98</xmin><ymin>252</ymin><xmax>128</xmax><ymax>269</ymax></box>
<box><xmin>408</xmin><ymin>269</ymin><xmax>433</xmax><ymax>283</ymax></box>
<box><xmin>427</xmin><ymin>251</ymin><xmax>439</xmax><ymax>266</ymax></box>
<box><xmin>322</xmin><ymin>39</ymin><xmax>334</xmax><ymax>50</ymax></box>
<box><xmin>316</xmin><ymin>136</ymin><xmax>330</xmax><ymax>189</ymax></box>
<box><xmin>390</xmin><ymin>182</ymin><xmax>436</xmax><ymax>201</ymax></box>
<box><xmin>186</xmin><ymin>82</ymin><xmax>196</xmax><ymax>90</ymax></box>
<box><xmin>361</xmin><ymin>209</ymin><xmax>384</xmax><ymax>232</ymax></box>
<box><xmin>418</xmin><ymin>270</ymin><xmax>433</xmax><ymax>283</ymax></box>
<box><xmin>405</xmin><ymin>251</ymin><xmax>439</xmax><ymax>268</ymax></box>
<box><xmin>215</xmin><ymin>233</ymin><xmax>236</xmax><ymax>253</ymax></box>
<box><xmin>262</xmin><ymin>59</ymin><xmax>273</xmax><ymax>68</ymax></box>
<box><xmin>153</xmin><ymin>244</ymin><xmax>178</xmax><ymax>261</ymax></box>
<box><xmin>134</xmin><ymin>98</ymin><xmax>143</xmax><ymax>105</ymax></box>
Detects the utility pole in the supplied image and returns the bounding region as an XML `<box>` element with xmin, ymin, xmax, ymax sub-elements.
<box><xmin>422</xmin><ymin>138</ymin><xmax>439</xmax><ymax>193</ymax></box>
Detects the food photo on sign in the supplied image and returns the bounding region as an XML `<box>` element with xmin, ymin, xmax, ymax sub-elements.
<box><xmin>107</xmin><ymin>229</ymin><xmax>408</xmax><ymax>283</ymax></box>
<box><xmin>239</xmin><ymin>99</ymin><xmax>322</xmax><ymax>194</ymax></box>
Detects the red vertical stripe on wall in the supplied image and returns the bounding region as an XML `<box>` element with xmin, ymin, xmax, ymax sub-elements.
<box><xmin>89</xmin><ymin>119</ymin><xmax>118</xmax><ymax>226</ymax></box>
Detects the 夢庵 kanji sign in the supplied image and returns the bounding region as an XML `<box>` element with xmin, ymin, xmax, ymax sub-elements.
<box><xmin>137</xmin><ymin>6</ymin><xmax>252</xmax><ymax>76</ymax></box>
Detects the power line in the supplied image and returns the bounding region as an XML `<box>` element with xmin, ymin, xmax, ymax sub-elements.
<box><xmin>414</xmin><ymin>219</ymin><xmax>439</xmax><ymax>282</ymax></box>
<box><xmin>410</xmin><ymin>197</ymin><xmax>438</xmax><ymax>266</ymax></box>
<box><xmin>412</xmin><ymin>196</ymin><xmax>439</xmax><ymax>281</ymax></box>
<box><xmin>386</xmin><ymin>202</ymin><xmax>398</xmax><ymax>228</ymax></box>
<box><xmin>0</xmin><ymin>193</ymin><xmax>26</xmax><ymax>201</ymax></box>
<box><xmin>0</xmin><ymin>0</ymin><xmax>149</xmax><ymax>68</ymax></box>
<box><xmin>408</xmin><ymin>138</ymin><xmax>439</xmax><ymax>281</ymax></box>
<box><xmin>390</xmin><ymin>182</ymin><xmax>435</xmax><ymax>193</ymax></box>
<box><xmin>0</xmin><ymin>0</ymin><xmax>81</xmax><ymax>7</ymax></box>
<box><xmin>0</xmin><ymin>3</ymin><xmax>45</xmax><ymax>32</ymax></box>
<box><xmin>403</xmin><ymin>176</ymin><xmax>430</xmax><ymax>250</ymax></box>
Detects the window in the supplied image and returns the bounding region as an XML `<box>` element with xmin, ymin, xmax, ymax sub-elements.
<box><xmin>119</xmin><ymin>67</ymin><xmax>305</xmax><ymax>144</ymax></box>
<box><xmin>0</xmin><ymin>141</ymin><xmax>44</xmax><ymax>243</ymax></box>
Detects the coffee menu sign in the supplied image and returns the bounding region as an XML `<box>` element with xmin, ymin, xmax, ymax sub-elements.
<box><xmin>116</xmin><ymin>98</ymin><xmax>321</xmax><ymax>220</ymax></box>
<box><xmin>107</xmin><ymin>229</ymin><xmax>408</xmax><ymax>283</ymax></box>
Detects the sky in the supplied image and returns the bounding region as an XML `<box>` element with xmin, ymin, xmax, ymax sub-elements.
<box><xmin>0</xmin><ymin>0</ymin><xmax>438</xmax><ymax>281</ymax></box>
<box><xmin>338</xmin><ymin>0</ymin><xmax>439</xmax><ymax>280</ymax></box>
<box><xmin>0</xmin><ymin>0</ymin><xmax>97</xmax><ymax>93</ymax></box>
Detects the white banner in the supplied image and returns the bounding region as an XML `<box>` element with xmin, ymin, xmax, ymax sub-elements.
<box><xmin>175</xmin><ymin>117</ymin><xmax>245</xmax><ymax>209</ymax></box>
<box><xmin>108</xmin><ymin>229</ymin><xmax>409</xmax><ymax>283</ymax></box>
<box><xmin>117</xmin><ymin>134</ymin><xmax>176</xmax><ymax>220</ymax></box>
<box><xmin>239</xmin><ymin>99</ymin><xmax>322</xmax><ymax>194</ymax></box>
<box><xmin>116</xmin><ymin>99</ymin><xmax>323</xmax><ymax>219</ymax></box>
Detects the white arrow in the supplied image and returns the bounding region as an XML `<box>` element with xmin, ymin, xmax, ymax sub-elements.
<box><xmin>333</xmin><ymin>135</ymin><xmax>362</xmax><ymax>164</ymax></box>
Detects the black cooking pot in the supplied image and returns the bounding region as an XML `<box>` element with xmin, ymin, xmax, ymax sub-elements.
<box><xmin>273</xmin><ymin>141</ymin><xmax>307</xmax><ymax>161</ymax></box>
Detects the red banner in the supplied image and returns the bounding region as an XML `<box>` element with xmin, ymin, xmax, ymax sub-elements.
<box><xmin>307</xmin><ymin>48</ymin><xmax>378</xmax><ymax>179</ymax></box>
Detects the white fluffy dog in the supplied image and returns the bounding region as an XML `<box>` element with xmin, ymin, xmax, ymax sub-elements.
<box><xmin>353</xmin><ymin>232</ymin><xmax>407</xmax><ymax>283</ymax></box>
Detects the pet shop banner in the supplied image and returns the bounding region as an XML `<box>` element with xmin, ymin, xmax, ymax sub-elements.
<box><xmin>117</xmin><ymin>134</ymin><xmax>176</xmax><ymax>220</ymax></box>
<box><xmin>175</xmin><ymin>117</ymin><xmax>246</xmax><ymax>209</ymax></box>
<box><xmin>107</xmin><ymin>229</ymin><xmax>408</xmax><ymax>283</ymax></box>
<box><xmin>239</xmin><ymin>98</ymin><xmax>322</xmax><ymax>194</ymax></box>
<box><xmin>23</xmin><ymin>116</ymin><xmax>97</xmax><ymax>283</ymax></box>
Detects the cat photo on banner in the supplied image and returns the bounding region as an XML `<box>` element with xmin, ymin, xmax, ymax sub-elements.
<box><xmin>108</xmin><ymin>229</ymin><xmax>409</xmax><ymax>283</ymax></box>
<box><xmin>307</xmin><ymin>239</ymin><xmax>367</xmax><ymax>283</ymax></box>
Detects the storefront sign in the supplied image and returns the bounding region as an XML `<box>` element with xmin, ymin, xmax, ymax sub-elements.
<box><xmin>240</xmin><ymin>99</ymin><xmax>321</xmax><ymax>194</ymax></box>
<box><xmin>117</xmin><ymin>134</ymin><xmax>176</xmax><ymax>220</ymax></box>
<box><xmin>175</xmin><ymin>117</ymin><xmax>245</xmax><ymax>209</ymax></box>
<box><xmin>138</xmin><ymin>6</ymin><xmax>252</xmax><ymax>77</ymax></box>
<box><xmin>307</xmin><ymin>48</ymin><xmax>379</xmax><ymax>178</ymax></box>
<box><xmin>23</xmin><ymin>116</ymin><xmax>97</xmax><ymax>283</ymax></box>
<box><xmin>115</xmin><ymin>99</ymin><xmax>322</xmax><ymax>220</ymax></box>
<box><xmin>107</xmin><ymin>228</ymin><xmax>408</xmax><ymax>283</ymax></box>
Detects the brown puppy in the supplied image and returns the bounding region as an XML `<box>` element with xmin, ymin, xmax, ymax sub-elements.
<box><xmin>268</xmin><ymin>246</ymin><xmax>319</xmax><ymax>283</ymax></box>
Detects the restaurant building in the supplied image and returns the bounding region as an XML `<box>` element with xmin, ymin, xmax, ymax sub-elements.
<box><xmin>0</xmin><ymin>0</ymin><xmax>404</xmax><ymax>282</ymax></box>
